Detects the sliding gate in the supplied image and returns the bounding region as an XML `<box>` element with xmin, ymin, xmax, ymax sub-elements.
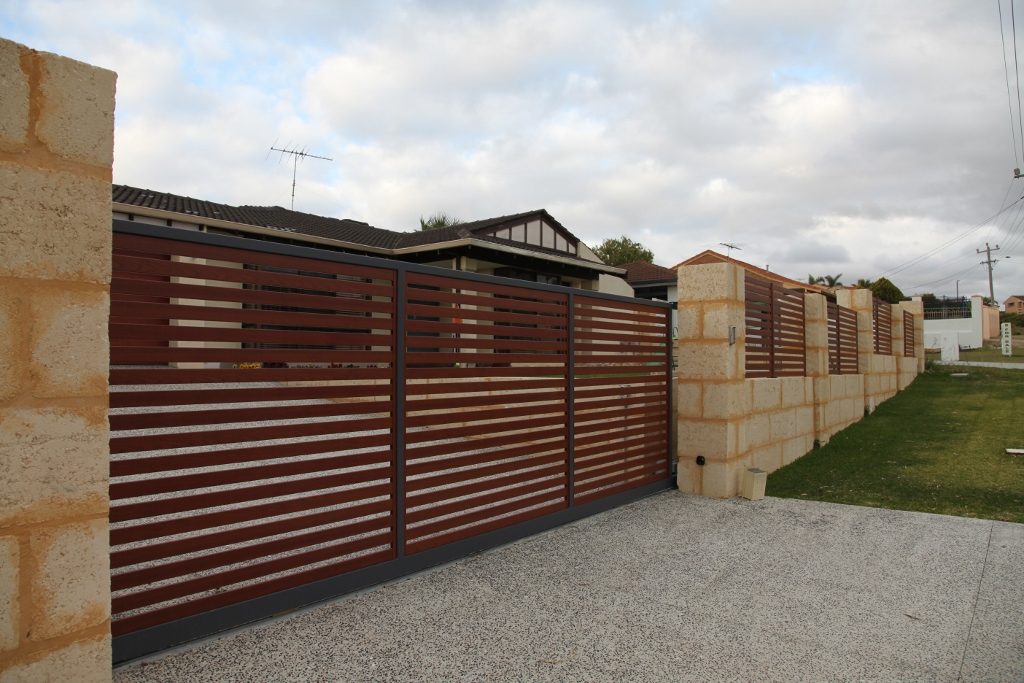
<box><xmin>109</xmin><ymin>220</ymin><xmax>673</xmax><ymax>662</ymax></box>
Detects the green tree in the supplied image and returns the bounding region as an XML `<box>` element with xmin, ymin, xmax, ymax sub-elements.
<box><xmin>419</xmin><ymin>211</ymin><xmax>462</xmax><ymax>231</ymax></box>
<box><xmin>808</xmin><ymin>274</ymin><xmax>825</xmax><ymax>285</ymax></box>
<box><xmin>823</xmin><ymin>273</ymin><xmax>843</xmax><ymax>287</ymax></box>
<box><xmin>869</xmin><ymin>277</ymin><xmax>905</xmax><ymax>303</ymax></box>
<box><xmin>593</xmin><ymin>236</ymin><xmax>654</xmax><ymax>266</ymax></box>
<box><xmin>855</xmin><ymin>278</ymin><xmax>874</xmax><ymax>288</ymax></box>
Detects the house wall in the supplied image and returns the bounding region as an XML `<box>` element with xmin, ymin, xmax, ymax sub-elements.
<box><xmin>0</xmin><ymin>38</ymin><xmax>115</xmax><ymax>682</ymax></box>
<box><xmin>1006</xmin><ymin>297</ymin><xmax>1024</xmax><ymax>314</ymax></box>
<box><xmin>921</xmin><ymin>295</ymin><xmax>985</xmax><ymax>349</ymax></box>
<box><xmin>675</xmin><ymin>264</ymin><xmax>923</xmax><ymax>498</ymax></box>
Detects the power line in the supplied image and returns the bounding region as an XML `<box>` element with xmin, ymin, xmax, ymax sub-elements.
<box><xmin>999</xmin><ymin>0</ymin><xmax>1021</xmax><ymax>167</ymax></box>
<box><xmin>911</xmin><ymin>262</ymin><xmax>982</xmax><ymax>290</ymax></box>
<box><xmin>1012</xmin><ymin>0</ymin><xmax>1024</xmax><ymax>163</ymax></box>
<box><xmin>875</xmin><ymin>189</ymin><xmax>1022</xmax><ymax>278</ymax></box>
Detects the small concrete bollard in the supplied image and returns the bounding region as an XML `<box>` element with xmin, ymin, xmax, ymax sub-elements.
<box><xmin>740</xmin><ymin>467</ymin><xmax>767</xmax><ymax>501</ymax></box>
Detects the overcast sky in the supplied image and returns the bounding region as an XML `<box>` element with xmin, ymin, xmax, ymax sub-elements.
<box><xmin>4</xmin><ymin>0</ymin><xmax>1023</xmax><ymax>299</ymax></box>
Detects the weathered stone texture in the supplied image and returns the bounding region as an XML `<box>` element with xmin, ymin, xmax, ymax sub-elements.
<box><xmin>0</xmin><ymin>40</ymin><xmax>29</xmax><ymax>147</ymax></box>
<box><xmin>0</xmin><ymin>289</ymin><xmax>24</xmax><ymax>402</ymax></box>
<box><xmin>0</xmin><ymin>407</ymin><xmax>108</xmax><ymax>522</ymax></box>
<box><xmin>29</xmin><ymin>520</ymin><xmax>109</xmax><ymax>640</ymax></box>
<box><xmin>0</xmin><ymin>166</ymin><xmax>112</xmax><ymax>284</ymax></box>
<box><xmin>0</xmin><ymin>536</ymin><xmax>18</xmax><ymax>651</ymax></box>
<box><xmin>29</xmin><ymin>288</ymin><xmax>109</xmax><ymax>398</ymax></box>
<box><xmin>0</xmin><ymin>634</ymin><xmax>110</xmax><ymax>683</ymax></box>
<box><xmin>36</xmin><ymin>53</ymin><xmax>117</xmax><ymax>168</ymax></box>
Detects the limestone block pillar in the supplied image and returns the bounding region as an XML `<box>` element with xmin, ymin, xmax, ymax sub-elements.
<box><xmin>836</xmin><ymin>288</ymin><xmax>874</xmax><ymax>410</ymax></box>
<box><xmin>803</xmin><ymin>293</ymin><xmax>829</xmax><ymax>444</ymax></box>
<box><xmin>0</xmin><ymin>39</ymin><xmax>115</xmax><ymax>682</ymax></box>
<box><xmin>675</xmin><ymin>262</ymin><xmax>746</xmax><ymax>497</ymax></box>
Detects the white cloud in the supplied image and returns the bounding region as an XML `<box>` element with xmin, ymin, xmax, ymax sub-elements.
<box><xmin>1</xmin><ymin>0</ymin><xmax>1020</xmax><ymax>298</ymax></box>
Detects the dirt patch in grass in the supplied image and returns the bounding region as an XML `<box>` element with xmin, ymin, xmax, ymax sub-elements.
<box><xmin>768</xmin><ymin>365</ymin><xmax>1024</xmax><ymax>523</ymax></box>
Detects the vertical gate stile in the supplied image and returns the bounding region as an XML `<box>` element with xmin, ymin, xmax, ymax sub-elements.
<box><xmin>664</xmin><ymin>305</ymin><xmax>672</xmax><ymax>473</ymax></box>
<box><xmin>394</xmin><ymin>268</ymin><xmax>407</xmax><ymax>558</ymax></box>
<box><xmin>769</xmin><ymin>282</ymin><xmax>777</xmax><ymax>377</ymax></box>
<box><xmin>566</xmin><ymin>291</ymin><xmax>576</xmax><ymax>506</ymax></box>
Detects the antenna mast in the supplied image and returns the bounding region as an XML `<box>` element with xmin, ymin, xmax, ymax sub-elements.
<box><xmin>719</xmin><ymin>242</ymin><xmax>742</xmax><ymax>260</ymax></box>
<box><xmin>269</xmin><ymin>145</ymin><xmax>333</xmax><ymax>210</ymax></box>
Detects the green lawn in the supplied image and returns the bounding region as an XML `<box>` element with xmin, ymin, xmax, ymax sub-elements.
<box><xmin>925</xmin><ymin>337</ymin><xmax>1024</xmax><ymax>363</ymax></box>
<box><xmin>768</xmin><ymin>365</ymin><xmax>1024</xmax><ymax>523</ymax></box>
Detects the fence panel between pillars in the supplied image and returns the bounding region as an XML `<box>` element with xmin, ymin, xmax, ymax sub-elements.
<box><xmin>745</xmin><ymin>275</ymin><xmax>806</xmax><ymax>378</ymax></box>
<box><xmin>107</xmin><ymin>220</ymin><xmax>672</xmax><ymax>663</ymax></box>
<box><xmin>827</xmin><ymin>301</ymin><xmax>859</xmax><ymax>375</ymax></box>
<box><xmin>873</xmin><ymin>299</ymin><xmax>893</xmax><ymax>355</ymax></box>
<box><xmin>903</xmin><ymin>310</ymin><xmax>915</xmax><ymax>357</ymax></box>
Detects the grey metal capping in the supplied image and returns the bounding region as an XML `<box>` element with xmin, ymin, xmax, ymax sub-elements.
<box><xmin>394</xmin><ymin>269</ymin><xmax>407</xmax><ymax>558</ymax></box>
<box><xmin>112</xmin><ymin>220</ymin><xmax>671</xmax><ymax>310</ymax></box>
<box><xmin>111</xmin><ymin>479</ymin><xmax>673</xmax><ymax>665</ymax></box>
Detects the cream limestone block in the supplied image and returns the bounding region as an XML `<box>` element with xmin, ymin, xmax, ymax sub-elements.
<box><xmin>751</xmin><ymin>443</ymin><xmax>782</xmax><ymax>472</ymax></box>
<box><xmin>794</xmin><ymin>405</ymin><xmax>814</xmax><ymax>433</ymax></box>
<box><xmin>0</xmin><ymin>633</ymin><xmax>111</xmax><ymax>683</ymax></box>
<box><xmin>29</xmin><ymin>288</ymin><xmax>108</xmax><ymax>398</ymax></box>
<box><xmin>676</xmin><ymin>305</ymin><xmax>700</xmax><ymax>340</ymax></box>
<box><xmin>769</xmin><ymin>408</ymin><xmax>798</xmax><ymax>441</ymax></box>
<box><xmin>0</xmin><ymin>407</ymin><xmax>107</xmax><ymax>523</ymax></box>
<box><xmin>677</xmin><ymin>263</ymin><xmax>738</xmax><ymax>302</ymax></box>
<box><xmin>676</xmin><ymin>381</ymin><xmax>702</xmax><ymax>418</ymax></box>
<box><xmin>701</xmin><ymin>302</ymin><xmax>743</xmax><ymax>340</ymax></box>
<box><xmin>677</xmin><ymin>342</ymin><xmax>737</xmax><ymax>381</ymax></box>
<box><xmin>28</xmin><ymin>519</ymin><xmax>109</xmax><ymax>640</ymax></box>
<box><xmin>677</xmin><ymin>419</ymin><xmax>735</xmax><ymax>460</ymax></box>
<box><xmin>36</xmin><ymin>52</ymin><xmax>116</xmax><ymax>168</ymax></box>
<box><xmin>675</xmin><ymin>458</ymin><xmax>702</xmax><ymax>495</ymax></box>
<box><xmin>782</xmin><ymin>435</ymin><xmax>812</xmax><ymax>466</ymax></box>
<box><xmin>701</xmin><ymin>381</ymin><xmax>748</xmax><ymax>420</ymax></box>
<box><xmin>781</xmin><ymin>377</ymin><xmax>805</xmax><ymax>407</ymax></box>
<box><xmin>0</xmin><ymin>536</ymin><xmax>17</xmax><ymax>651</ymax></box>
<box><xmin>0</xmin><ymin>39</ymin><xmax>29</xmax><ymax>147</ymax></box>
<box><xmin>751</xmin><ymin>378</ymin><xmax>782</xmax><ymax>410</ymax></box>
<box><xmin>700</xmin><ymin>460</ymin><xmax>737</xmax><ymax>498</ymax></box>
<box><xmin>0</xmin><ymin>167</ymin><xmax>112</xmax><ymax>284</ymax></box>
<box><xmin>746</xmin><ymin>412</ymin><xmax>771</xmax><ymax>448</ymax></box>
<box><xmin>740</xmin><ymin>467</ymin><xmax>767</xmax><ymax>500</ymax></box>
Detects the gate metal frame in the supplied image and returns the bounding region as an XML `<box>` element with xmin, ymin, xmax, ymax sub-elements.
<box><xmin>110</xmin><ymin>220</ymin><xmax>675</xmax><ymax>664</ymax></box>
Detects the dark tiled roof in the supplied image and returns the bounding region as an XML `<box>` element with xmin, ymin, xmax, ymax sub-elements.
<box><xmin>622</xmin><ymin>260</ymin><xmax>677</xmax><ymax>285</ymax></box>
<box><xmin>112</xmin><ymin>185</ymin><xmax>613</xmax><ymax>269</ymax></box>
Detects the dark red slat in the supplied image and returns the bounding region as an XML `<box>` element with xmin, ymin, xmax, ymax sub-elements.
<box><xmin>110</xmin><ymin>367</ymin><xmax>393</xmax><ymax>385</ymax></box>
<box><xmin>112</xmin><ymin>548</ymin><xmax>393</xmax><ymax>636</ymax></box>
<box><xmin>406</xmin><ymin>319</ymin><xmax>567</xmax><ymax>339</ymax></box>
<box><xmin>405</xmin><ymin>304</ymin><xmax>566</xmax><ymax>328</ymax></box>
<box><xmin>406</xmin><ymin>502</ymin><xmax>565</xmax><ymax>554</ymax></box>
<box><xmin>110</xmin><ymin>483</ymin><xmax>392</xmax><ymax>544</ymax></box>
<box><xmin>111</xmin><ymin>416</ymin><xmax>392</xmax><ymax>454</ymax></box>
<box><xmin>110</xmin><ymin>400</ymin><xmax>391</xmax><ymax>431</ymax></box>
<box><xmin>112</xmin><ymin>432</ymin><xmax>392</xmax><ymax>476</ymax></box>
<box><xmin>404</xmin><ymin>425</ymin><xmax>565</xmax><ymax>460</ymax></box>
<box><xmin>406</xmin><ymin>452</ymin><xmax>566</xmax><ymax>493</ymax></box>
<box><xmin>406</xmin><ymin>289</ymin><xmax>567</xmax><ymax>315</ymax></box>
<box><xmin>111</xmin><ymin>465</ymin><xmax>392</xmax><ymax>521</ymax></box>
<box><xmin>110</xmin><ymin>383</ymin><xmax>392</xmax><ymax>409</ymax></box>
<box><xmin>110</xmin><ymin>323</ymin><xmax>390</xmax><ymax>348</ymax></box>
<box><xmin>406</xmin><ymin>489</ymin><xmax>565</xmax><ymax>541</ymax></box>
<box><xmin>404</xmin><ymin>352</ymin><xmax>564</xmax><ymax>365</ymax></box>
<box><xmin>113</xmin><ymin>232</ymin><xmax>396</xmax><ymax>281</ymax></box>
<box><xmin>111</xmin><ymin>499</ymin><xmax>392</xmax><ymax>568</ymax></box>
<box><xmin>406</xmin><ymin>477</ymin><xmax>567</xmax><ymax>525</ymax></box>
<box><xmin>406</xmin><ymin>271</ymin><xmax>569</xmax><ymax>302</ymax></box>
<box><xmin>111</xmin><ymin>347</ymin><xmax>392</xmax><ymax>365</ymax></box>
<box><xmin>406</xmin><ymin>402</ymin><xmax>565</xmax><ymax>429</ymax></box>
<box><xmin>404</xmin><ymin>413</ymin><xmax>566</xmax><ymax>444</ymax></box>
<box><xmin>406</xmin><ymin>439</ymin><xmax>565</xmax><ymax>476</ymax></box>
<box><xmin>406</xmin><ymin>337</ymin><xmax>565</xmax><ymax>352</ymax></box>
<box><xmin>405</xmin><ymin>378</ymin><xmax>564</xmax><ymax>395</ymax></box>
<box><xmin>112</xmin><ymin>531</ymin><xmax>392</xmax><ymax>614</ymax></box>
<box><xmin>407</xmin><ymin>390</ymin><xmax>566</xmax><ymax>412</ymax></box>
<box><xmin>113</xmin><ymin>253</ymin><xmax>394</xmax><ymax>298</ymax></box>
<box><xmin>113</xmin><ymin>515</ymin><xmax>392</xmax><ymax>592</ymax></box>
<box><xmin>111</xmin><ymin>449</ymin><xmax>392</xmax><ymax>498</ymax></box>
<box><xmin>111</xmin><ymin>300</ymin><xmax>394</xmax><ymax>332</ymax></box>
<box><xmin>406</xmin><ymin>464</ymin><xmax>566</xmax><ymax>509</ymax></box>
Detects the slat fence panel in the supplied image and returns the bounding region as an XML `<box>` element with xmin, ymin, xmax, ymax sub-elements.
<box><xmin>745</xmin><ymin>275</ymin><xmax>806</xmax><ymax>378</ymax></box>
<box><xmin>109</xmin><ymin>232</ymin><xmax>398</xmax><ymax>637</ymax></box>
<box><xmin>873</xmin><ymin>298</ymin><xmax>893</xmax><ymax>355</ymax></box>
<box><xmin>827</xmin><ymin>301</ymin><xmax>859</xmax><ymax>375</ymax></box>
<box><xmin>903</xmin><ymin>310</ymin><xmax>915</xmax><ymax>357</ymax></box>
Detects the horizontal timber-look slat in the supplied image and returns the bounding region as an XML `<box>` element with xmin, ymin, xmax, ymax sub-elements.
<box><xmin>873</xmin><ymin>298</ymin><xmax>894</xmax><ymax>355</ymax></box>
<box><xmin>744</xmin><ymin>274</ymin><xmax>806</xmax><ymax>378</ymax></box>
<box><xmin>903</xmin><ymin>310</ymin><xmax>916</xmax><ymax>357</ymax></box>
<box><xmin>108</xmin><ymin>221</ymin><xmax>672</xmax><ymax>661</ymax></box>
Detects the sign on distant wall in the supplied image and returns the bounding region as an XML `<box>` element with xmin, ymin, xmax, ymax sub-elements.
<box><xmin>1002</xmin><ymin>322</ymin><xmax>1013</xmax><ymax>357</ymax></box>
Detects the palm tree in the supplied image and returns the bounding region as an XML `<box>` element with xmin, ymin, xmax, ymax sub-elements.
<box><xmin>807</xmin><ymin>274</ymin><xmax>825</xmax><ymax>285</ymax></box>
<box><xmin>856</xmin><ymin>278</ymin><xmax>873</xmax><ymax>288</ymax></box>
<box><xmin>419</xmin><ymin>211</ymin><xmax>462</xmax><ymax>231</ymax></box>
<box><xmin>823</xmin><ymin>273</ymin><xmax>843</xmax><ymax>287</ymax></box>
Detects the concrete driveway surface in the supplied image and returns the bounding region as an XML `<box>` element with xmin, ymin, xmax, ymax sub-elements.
<box><xmin>114</xmin><ymin>492</ymin><xmax>1024</xmax><ymax>682</ymax></box>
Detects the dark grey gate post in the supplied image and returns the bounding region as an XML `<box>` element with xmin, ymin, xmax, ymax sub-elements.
<box><xmin>566</xmin><ymin>291</ymin><xmax>575</xmax><ymax>506</ymax></box>
<box><xmin>394</xmin><ymin>268</ymin><xmax>407</xmax><ymax>558</ymax></box>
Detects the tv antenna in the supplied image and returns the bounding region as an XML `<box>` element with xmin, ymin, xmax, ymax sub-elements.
<box><xmin>719</xmin><ymin>242</ymin><xmax>742</xmax><ymax>260</ymax></box>
<box><xmin>269</xmin><ymin>145</ymin><xmax>333</xmax><ymax>210</ymax></box>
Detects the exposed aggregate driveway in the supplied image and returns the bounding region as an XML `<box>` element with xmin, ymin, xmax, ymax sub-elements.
<box><xmin>115</xmin><ymin>491</ymin><xmax>1024</xmax><ymax>682</ymax></box>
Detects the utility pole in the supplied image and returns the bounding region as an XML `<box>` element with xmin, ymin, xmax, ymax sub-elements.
<box><xmin>976</xmin><ymin>242</ymin><xmax>1001</xmax><ymax>302</ymax></box>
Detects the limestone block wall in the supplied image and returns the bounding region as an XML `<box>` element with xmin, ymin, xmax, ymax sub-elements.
<box><xmin>0</xmin><ymin>38</ymin><xmax>115</xmax><ymax>682</ymax></box>
<box><xmin>676</xmin><ymin>266</ymin><xmax>924</xmax><ymax>498</ymax></box>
